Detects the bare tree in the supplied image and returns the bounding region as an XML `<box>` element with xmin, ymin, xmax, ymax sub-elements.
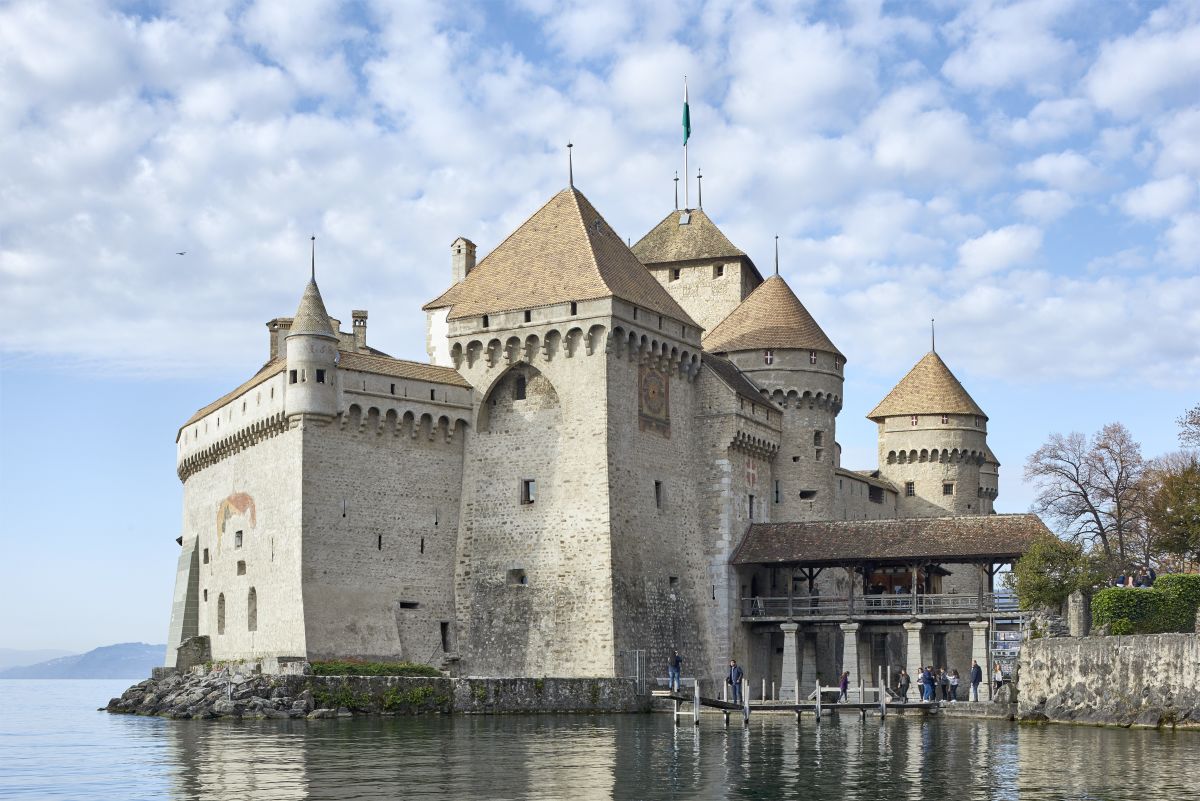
<box><xmin>1024</xmin><ymin>423</ymin><xmax>1146</xmax><ymax>570</ymax></box>
<box><xmin>1179</xmin><ymin>404</ymin><xmax>1200</xmax><ymax>448</ymax></box>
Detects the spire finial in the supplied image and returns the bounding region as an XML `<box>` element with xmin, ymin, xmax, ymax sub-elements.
<box><xmin>697</xmin><ymin>167</ymin><xmax>703</xmax><ymax>209</ymax></box>
<box><xmin>774</xmin><ymin>235</ymin><xmax>779</xmax><ymax>276</ymax></box>
<box><xmin>931</xmin><ymin>318</ymin><xmax>936</xmax><ymax>353</ymax></box>
<box><xmin>310</xmin><ymin>235</ymin><xmax>316</xmax><ymax>282</ymax></box>
<box><xmin>674</xmin><ymin>171</ymin><xmax>679</xmax><ymax>210</ymax></box>
<box><xmin>567</xmin><ymin>142</ymin><xmax>574</xmax><ymax>188</ymax></box>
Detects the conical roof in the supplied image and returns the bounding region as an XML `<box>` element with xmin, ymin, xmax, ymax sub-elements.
<box><xmin>423</xmin><ymin>188</ymin><xmax>696</xmax><ymax>326</ymax></box>
<box><xmin>288</xmin><ymin>279</ymin><xmax>337</xmax><ymax>338</ymax></box>
<box><xmin>631</xmin><ymin>208</ymin><xmax>754</xmax><ymax>272</ymax></box>
<box><xmin>867</xmin><ymin>351</ymin><xmax>987</xmax><ymax>421</ymax></box>
<box><xmin>702</xmin><ymin>275</ymin><xmax>842</xmax><ymax>357</ymax></box>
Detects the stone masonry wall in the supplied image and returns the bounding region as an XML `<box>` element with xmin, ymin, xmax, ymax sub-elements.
<box><xmin>649</xmin><ymin>258</ymin><xmax>756</xmax><ymax>335</ymax></box>
<box><xmin>877</xmin><ymin>415</ymin><xmax>990</xmax><ymax>517</ymax></box>
<box><xmin>1019</xmin><ymin>634</ymin><xmax>1200</xmax><ymax>728</ymax></box>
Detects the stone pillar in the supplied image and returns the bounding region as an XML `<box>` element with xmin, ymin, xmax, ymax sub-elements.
<box><xmin>840</xmin><ymin>622</ymin><xmax>861</xmax><ymax>686</ymax></box>
<box><xmin>780</xmin><ymin>623</ymin><xmax>800</xmax><ymax>702</ymax></box>
<box><xmin>1067</xmin><ymin>591</ymin><xmax>1091</xmax><ymax>637</ymax></box>
<box><xmin>800</xmin><ymin>630</ymin><xmax>816</xmax><ymax>691</ymax></box>
<box><xmin>903</xmin><ymin>620</ymin><xmax>924</xmax><ymax>673</ymax></box>
<box><xmin>969</xmin><ymin>620</ymin><xmax>991</xmax><ymax>702</ymax></box>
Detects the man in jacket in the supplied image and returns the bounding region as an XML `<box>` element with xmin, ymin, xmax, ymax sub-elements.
<box><xmin>668</xmin><ymin>650</ymin><xmax>683</xmax><ymax>693</ymax></box>
<box><xmin>970</xmin><ymin>660</ymin><xmax>983</xmax><ymax>702</ymax></box>
<box><xmin>727</xmin><ymin>660</ymin><xmax>744</xmax><ymax>704</ymax></box>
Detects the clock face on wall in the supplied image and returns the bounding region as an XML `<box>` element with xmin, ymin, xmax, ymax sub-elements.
<box><xmin>639</xmin><ymin>364</ymin><xmax>670</xmax><ymax>437</ymax></box>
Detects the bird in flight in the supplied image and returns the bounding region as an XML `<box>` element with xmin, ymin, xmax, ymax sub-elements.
<box><xmin>176</xmin><ymin>251</ymin><xmax>186</xmax><ymax>255</ymax></box>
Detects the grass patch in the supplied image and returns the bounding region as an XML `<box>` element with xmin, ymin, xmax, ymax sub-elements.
<box><xmin>310</xmin><ymin>660</ymin><xmax>441</xmax><ymax>677</ymax></box>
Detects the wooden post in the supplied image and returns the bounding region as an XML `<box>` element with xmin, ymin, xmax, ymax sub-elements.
<box><xmin>879</xmin><ymin>666</ymin><xmax>886</xmax><ymax>719</ymax></box>
<box><xmin>694</xmin><ymin>680</ymin><xmax>701</xmax><ymax>727</ymax></box>
<box><xmin>723</xmin><ymin>709</ymin><xmax>729</xmax><ymax>727</ymax></box>
<box><xmin>743</xmin><ymin>679</ymin><xmax>750</xmax><ymax>724</ymax></box>
<box><xmin>787</xmin><ymin>566</ymin><xmax>794</xmax><ymax>619</ymax></box>
<box><xmin>674</xmin><ymin>697</ymin><xmax>679</xmax><ymax>726</ymax></box>
<box><xmin>847</xmin><ymin>566</ymin><xmax>856</xmax><ymax>617</ymax></box>
<box><xmin>771</xmin><ymin>680</ymin><xmax>776</xmax><ymax>701</ymax></box>
<box><xmin>911</xmin><ymin>564</ymin><xmax>919</xmax><ymax>615</ymax></box>
<box><xmin>762</xmin><ymin>678</ymin><xmax>766</xmax><ymax>703</ymax></box>
<box><xmin>815</xmin><ymin>680</ymin><xmax>822</xmax><ymax>722</ymax></box>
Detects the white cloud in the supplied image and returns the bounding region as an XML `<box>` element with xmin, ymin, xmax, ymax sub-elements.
<box><xmin>1018</xmin><ymin>150</ymin><xmax>1101</xmax><ymax>192</ymax></box>
<box><xmin>1004</xmin><ymin>98</ymin><xmax>1092</xmax><ymax>145</ymax></box>
<box><xmin>1154</xmin><ymin>107</ymin><xmax>1200</xmax><ymax>177</ymax></box>
<box><xmin>941</xmin><ymin>0</ymin><xmax>1080</xmax><ymax>93</ymax></box>
<box><xmin>957</xmin><ymin>225</ymin><xmax>1043</xmax><ymax>277</ymax></box>
<box><xmin>1015</xmin><ymin>189</ymin><xmax>1074</xmax><ymax>222</ymax></box>
<box><xmin>1164</xmin><ymin>213</ymin><xmax>1200</xmax><ymax>268</ymax></box>
<box><xmin>1085</xmin><ymin>20</ymin><xmax>1200</xmax><ymax>117</ymax></box>
<box><xmin>1121</xmin><ymin>175</ymin><xmax>1196</xmax><ymax>220</ymax></box>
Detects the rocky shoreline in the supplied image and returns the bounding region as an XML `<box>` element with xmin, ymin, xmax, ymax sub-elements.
<box><xmin>104</xmin><ymin>669</ymin><xmax>648</xmax><ymax>719</ymax></box>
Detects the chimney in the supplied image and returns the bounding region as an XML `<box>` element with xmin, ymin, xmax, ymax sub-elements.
<box><xmin>451</xmin><ymin>237</ymin><xmax>477</xmax><ymax>284</ymax></box>
<box><xmin>352</xmin><ymin>310</ymin><xmax>368</xmax><ymax>351</ymax></box>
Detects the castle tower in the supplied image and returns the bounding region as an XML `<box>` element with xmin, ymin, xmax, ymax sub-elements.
<box><xmin>703</xmin><ymin>275</ymin><xmax>844</xmax><ymax>521</ymax></box>
<box><xmin>631</xmin><ymin>208</ymin><xmax>762</xmax><ymax>333</ymax></box>
<box><xmin>284</xmin><ymin>277</ymin><xmax>338</xmax><ymax>421</ymax></box>
<box><xmin>424</xmin><ymin>186</ymin><xmax>708</xmax><ymax>679</ymax></box>
<box><xmin>869</xmin><ymin>351</ymin><xmax>999</xmax><ymax>516</ymax></box>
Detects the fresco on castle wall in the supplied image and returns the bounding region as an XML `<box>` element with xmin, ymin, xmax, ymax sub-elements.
<box><xmin>638</xmin><ymin>364</ymin><xmax>670</xmax><ymax>437</ymax></box>
<box><xmin>216</xmin><ymin>492</ymin><xmax>256</xmax><ymax>551</ymax></box>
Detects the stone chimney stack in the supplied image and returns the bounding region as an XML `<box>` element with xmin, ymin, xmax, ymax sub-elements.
<box><xmin>451</xmin><ymin>237</ymin><xmax>477</xmax><ymax>284</ymax></box>
<box><xmin>352</xmin><ymin>310</ymin><xmax>368</xmax><ymax>350</ymax></box>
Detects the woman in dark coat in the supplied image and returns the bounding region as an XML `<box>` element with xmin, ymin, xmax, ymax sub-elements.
<box><xmin>838</xmin><ymin>671</ymin><xmax>850</xmax><ymax>702</ymax></box>
<box><xmin>898</xmin><ymin>669</ymin><xmax>911</xmax><ymax>703</ymax></box>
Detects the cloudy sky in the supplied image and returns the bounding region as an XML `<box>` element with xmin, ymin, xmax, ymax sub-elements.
<box><xmin>1</xmin><ymin>0</ymin><xmax>1198</xmax><ymax>651</ymax></box>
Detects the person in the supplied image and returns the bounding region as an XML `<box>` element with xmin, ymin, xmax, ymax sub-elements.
<box><xmin>668</xmin><ymin>650</ymin><xmax>683</xmax><ymax>693</ymax></box>
<box><xmin>949</xmin><ymin>669</ymin><xmax>960</xmax><ymax>702</ymax></box>
<box><xmin>993</xmin><ymin>662</ymin><xmax>1004</xmax><ymax>697</ymax></box>
<box><xmin>938</xmin><ymin>668</ymin><xmax>949</xmax><ymax>702</ymax></box>
<box><xmin>922</xmin><ymin>667</ymin><xmax>935</xmax><ymax>701</ymax></box>
<box><xmin>727</xmin><ymin>660</ymin><xmax>744</xmax><ymax>704</ymax></box>
<box><xmin>970</xmin><ymin>659</ymin><xmax>983</xmax><ymax>702</ymax></box>
<box><xmin>838</xmin><ymin>670</ymin><xmax>849</xmax><ymax>703</ymax></box>
<box><xmin>898</xmin><ymin>669</ymin><xmax>911</xmax><ymax>703</ymax></box>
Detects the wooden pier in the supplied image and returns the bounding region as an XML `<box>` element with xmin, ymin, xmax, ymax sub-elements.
<box><xmin>653</xmin><ymin>680</ymin><xmax>939</xmax><ymax>727</ymax></box>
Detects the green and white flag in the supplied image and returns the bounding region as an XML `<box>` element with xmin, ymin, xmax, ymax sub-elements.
<box><xmin>682</xmin><ymin>79</ymin><xmax>691</xmax><ymax>144</ymax></box>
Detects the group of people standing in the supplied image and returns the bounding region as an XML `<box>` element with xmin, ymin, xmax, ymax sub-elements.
<box><xmin>895</xmin><ymin>660</ymin><xmax>992</xmax><ymax>703</ymax></box>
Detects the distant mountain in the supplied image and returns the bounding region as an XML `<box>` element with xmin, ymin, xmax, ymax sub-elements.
<box><xmin>0</xmin><ymin>643</ymin><xmax>165</xmax><ymax>679</ymax></box>
<box><xmin>0</xmin><ymin>648</ymin><xmax>73</xmax><ymax>671</ymax></box>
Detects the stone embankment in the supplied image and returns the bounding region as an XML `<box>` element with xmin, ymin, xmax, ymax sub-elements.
<box><xmin>1018</xmin><ymin>633</ymin><xmax>1200</xmax><ymax>729</ymax></box>
<box><xmin>105</xmin><ymin>669</ymin><xmax>649</xmax><ymax>720</ymax></box>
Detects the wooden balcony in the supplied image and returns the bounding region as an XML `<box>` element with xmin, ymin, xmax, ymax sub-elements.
<box><xmin>740</xmin><ymin>592</ymin><xmax>1020</xmax><ymax>623</ymax></box>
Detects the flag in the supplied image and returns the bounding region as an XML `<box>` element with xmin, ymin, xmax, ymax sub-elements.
<box><xmin>682</xmin><ymin>79</ymin><xmax>691</xmax><ymax>145</ymax></box>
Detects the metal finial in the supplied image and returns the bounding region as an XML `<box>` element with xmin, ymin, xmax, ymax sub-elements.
<box><xmin>310</xmin><ymin>235</ymin><xmax>316</xmax><ymax>282</ymax></box>
<box><xmin>774</xmin><ymin>235</ymin><xmax>779</xmax><ymax>276</ymax></box>
<box><xmin>567</xmin><ymin>142</ymin><xmax>573</xmax><ymax>188</ymax></box>
<box><xmin>697</xmin><ymin>168</ymin><xmax>703</xmax><ymax>209</ymax></box>
<box><xmin>931</xmin><ymin>318</ymin><xmax>936</xmax><ymax>353</ymax></box>
<box><xmin>674</xmin><ymin>172</ymin><xmax>679</xmax><ymax>210</ymax></box>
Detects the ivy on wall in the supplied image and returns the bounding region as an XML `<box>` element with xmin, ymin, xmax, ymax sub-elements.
<box><xmin>1092</xmin><ymin>574</ymin><xmax>1200</xmax><ymax>635</ymax></box>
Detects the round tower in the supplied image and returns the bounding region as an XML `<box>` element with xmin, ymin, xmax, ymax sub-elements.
<box><xmin>284</xmin><ymin>275</ymin><xmax>339</xmax><ymax>421</ymax></box>
<box><xmin>704</xmin><ymin>275</ymin><xmax>844</xmax><ymax>521</ymax></box>
<box><xmin>869</xmin><ymin>351</ymin><xmax>998</xmax><ymax>516</ymax></box>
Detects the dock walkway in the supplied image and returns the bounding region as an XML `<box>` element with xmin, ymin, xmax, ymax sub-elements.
<box><xmin>652</xmin><ymin>681</ymin><xmax>939</xmax><ymax>726</ymax></box>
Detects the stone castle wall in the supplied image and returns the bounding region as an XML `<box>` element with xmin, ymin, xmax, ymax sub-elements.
<box><xmin>877</xmin><ymin>414</ymin><xmax>992</xmax><ymax>516</ymax></box>
<box><xmin>650</xmin><ymin>258</ymin><xmax>757</xmax><ymax>335</ymax></box>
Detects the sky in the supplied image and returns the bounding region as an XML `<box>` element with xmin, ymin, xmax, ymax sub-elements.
<box><xmin>1</xmin><ymin>0</ymin><xmax>1197</xmax><ymax>652</ymax></box>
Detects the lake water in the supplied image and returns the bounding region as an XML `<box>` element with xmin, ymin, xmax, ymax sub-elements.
<box><xmin>1</xmin><ymin>680</ymin><xmax>1197</xmax><ymax>800</ymax></box>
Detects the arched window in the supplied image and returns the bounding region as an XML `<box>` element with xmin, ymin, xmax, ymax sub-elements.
<box><xmin>217</xmin><ymin>593</ymin><xmax>226</xmax><ymax>635</ymax></box>
<box><xmin>247</xmin><ymin>588</ymin><xmax>257</xmax><ymax>632</ymax></box>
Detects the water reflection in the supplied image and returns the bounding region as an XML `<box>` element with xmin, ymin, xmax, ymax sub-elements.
<box><xmin>2</xmin><ymin>682</ymin><xmax>1197</xmax><ymax>801</ymax></box>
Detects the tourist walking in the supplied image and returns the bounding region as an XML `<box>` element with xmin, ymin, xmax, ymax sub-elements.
<box><xmin>993</xmin><ymin>662</ymin><xmax>1004</xmax><ymax>697</ymax></box>
<box><xmin>727</xmin><ymin>660</ymin><xmax>744</xmax><ymax>704</ymax></box>
<box><xmin>970</xmin><ymin>660</ymin><xmax>983</xmax><ymax>702</ymax></box>
<box><xmin>668</xmin><ymin>650</ymin><xmax>683</xmax><ymax>693</ymax></box>
<box><xmin>920</xmin><ymin>667</ymin><xmax>933</xmax><ymax>701</ymax></box>
<box><xmin>950</xmin><ymin>670</ymin><xmax>960</xmax><ymax>702</ymax></box>
<box><xmin>838</xmin><ymin>671</ymin><xmax>849</xmax><ymax>703</ymax></box>
<box><xmin>898</xmin><ymin>669</ymin><xmax>911</xmax><ymax>703</ymax></box>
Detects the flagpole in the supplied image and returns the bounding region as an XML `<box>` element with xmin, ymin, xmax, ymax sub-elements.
<box><xmin>683</xmin><ymin>76</ymin><xmax>689</xmax><ymax>209</ymax></box>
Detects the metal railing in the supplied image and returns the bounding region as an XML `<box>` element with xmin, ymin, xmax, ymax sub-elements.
<box><xmin>741</xmin><ymin>592</ymin><xmax>1019</xmax><ymax>619</ymax></box>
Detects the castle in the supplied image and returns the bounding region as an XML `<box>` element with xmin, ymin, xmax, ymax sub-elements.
<box><xmin>166</xmin><ymin>182</ymin><xmax>1048</xmax><ymax>695</ymax></box>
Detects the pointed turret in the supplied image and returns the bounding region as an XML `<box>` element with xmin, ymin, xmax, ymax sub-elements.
<box><xmin>288</xmin><ymin>279</ymin><xmax>337</xmax><ymax>339</ymax></box>
<box><xmin>867</xmin><ymin>351</ymin><xmax>984</xmax><ymax>422</ymax></box>
<box><xmin>703</xmin><ymin>275</ymin><xmax>842</xmax><ymax>358</ymax></box>
<box><xmin>285</xmin><ymin>275</ymin><xmax>339</xmax><ymax>421</ymax></box>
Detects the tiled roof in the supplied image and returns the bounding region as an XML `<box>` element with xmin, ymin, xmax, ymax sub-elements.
<box><xmin>702</xmin><ymin>354</ymin><xmax>766</xmax><ymax>405</ymax></box>
<box><xmin>423</xmin><ymin>188</ymin><xmax>697</xmax><ymax>326</ymax></box>
<box><xmin>289</xmin><ymin>280</ymin><xmax>337</xmax><ymax>338</ymax></box>
<box><xmin>703</xmin><ymin>275</ymin><xmax>842</xmax><ymax>357</ymax></box>
<box><xmin>731</xmin><ymin>514</ymin><xmax>1050</xmax><ymax>566</ymax></box>
<box><xmin>337</xmin><ymin>351</ymin><xmax>470</xmax><ymax>387</ymax></box>
<box><xmin>631</xmin><ymin>208</ymin><xmax>753</xmax><ymax>271</ymax></box>
<box><xmin>838</xmin><ymin>468</ymin><xmax>900</xmax><ymax>493</ymax></box>
<box><xmin>867</xmin><ymin>351</ymin><xmax>986</xmax><ymax>421</ymax></box>
<box><xmin>179</xmin><ymin>359</ymin><xmax>286</xmax><ymax>433</ymax></box>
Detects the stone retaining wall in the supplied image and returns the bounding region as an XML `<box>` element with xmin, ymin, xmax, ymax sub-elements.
<box><xmin>939</xmin><ymin>701</ymin><xmax>1017</xmax><ymax>721</ymax></box>
<box><xmin>106</xmin><ymin>670</ymin><xmax>649</xmax><ymax>720</ymax></box>
<box><xmin>1018</xmin><ymin>634</ymin><xmax>1200</xmax><ymax>729</ymax></box>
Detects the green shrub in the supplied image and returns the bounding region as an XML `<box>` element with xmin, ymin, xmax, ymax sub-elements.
<box><xmin>1152</xmin><ymin>574</ymin><xmax>1200</xmax><ymax>632</ymax></box>
<box><xmin>1091</xmin><ymin>574</ymin><xmax>1200</xmax><ymax>634</ymax></box>
<box><xmin>381</xmin><ymin>685</ymin><xmax>437</xmax><ymax>711</ymax></box>
<box><xmin>310</xmin><ymin>681</ymin><xmax>371</xmax><ymax>710</ymax></box>
<box><xmin>310</xmin><ymin>660</ymin><xmax>441</xmax><ymax>677</ymax></box>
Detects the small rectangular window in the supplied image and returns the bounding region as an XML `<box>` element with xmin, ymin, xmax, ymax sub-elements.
<box><xmin>658</xmin><ymin>315</ymin><xmax>663</xmax><ymax>330</ymax></box>
<box><xmin>430</xmin><ymin>389</ymin><xmax>436</xmax><ymax>401</ymax></box>
<box><xmin>773</xmin><ymin>480</ymin><xmax>781</xmax><ymax>504</ymax></box>
<box><xmin>943</xmin><ymin>483</ymin><xmax>955</xmax><ymax>496</ymax></box>
<box><xmin>236</xmin><ymin>560</ymin><xmax>246</xmax><ymax>575</ymax></box>
<box><xmin>941</xmin><ymin>414</ymin><xmax>949</xmax><ymax>424</ymax></box>
<box><xmin>975</xmin><ymin>416</ymin><xmax>983</xmax><ymax>427</ymax></box>
<box><xmin>869</xmin><ymin>486</ymin><xmax>884</xmax><ymax>504</ymax></box>
<box><xmin>809</xmin><ymin>350</ymin><xmax>817</xmax><ymax>365</ymax></box>
<box><xmin>670</xmin><ymin>268</ymin><xmax>681</xmax><ymax>281</ymax></box>
<box><xmin>905</xmin><ymin>481</ymin><xmax>915</xmax><ymax>497</ymax></box>
<box><xmin>669</xmin><ymin>576</ymin><xmax>679</xmax><ymax>588</ymax></box>
<box><xmin>815</xmin><ymin>448</ymin><xmax>823</xmax><ymax>461</ymax></box>
<box><xmin>813</xmin><ymin>431</ymin><xmax>823</xmax><ymax>446</ymax></box>
<box><xmin>203</xmin><ymin>589</ymin><xmax>208</xmax><ymax>602</ymax></box>
<box><xmin>835</xmin><ymin>357</ymin><xmax>841</xmax><ymax>370</ymax></box>
<box><xmin>440</xmin><ymin>621</ymin><xmax>451</xmax><ymax>652</ymax></box>
<box><xmin>654</xmin><ymin>480</ymin><xmax>663</xmax><ymax>509</ymax></box>
<box><xmin>507</xmin><ymin>568</ymin><xmax>527</xmax><ymax>586</ymax></box>
<box><xmin>398</xmin><ymin>601</ymin><xmax>419</xmax><ymax>609</ymax></box>
<box><xmin>570</xmin><ymin>301</ymin><xmax>578</xmax><ymax>315</ymax></box>
<box><xmin>748</xmin><ymin>495</ymin><xmax>755</xmax><ymax>520</ymax></box>
<box><xmin>390</xmin><ymin>383</ymin><xmax>396</xmax><ymax>395</ymax></box>
<box><xmin>289</xmin><ymin>370</ymin><xmax>298</xmax><ymax>384</ymax></box>
<box><xmin>764</xmin><ymin>349</ymin><xmax>774</xmax><ymax>365</ymax></box>
<box><xmin>524</xmin><ymin>310</ymin><xmax>532</xmax><ymax>323</ymax></box>
<box><xmin>203</xmin><ymin>548</ymin><xmax>209</xmax><ymax>564</ymax></box>
<box><xmin>234</xmin><ymin>531</ymin><xmax>243</xmax><ymax>548</ymax></box>
<box><xmin>911</xmin><ymin>415</ymin><xmax>919</xmax><ymax>426</ymax></box>
<box><xmin>315</xmin><ymin>369</ymin><xmax>325</xmax><ymax>384</ymax></box>
<box><xmin>521</xmin><ymin>479</ymin><xmax>536</xmax><ymax>504</ymax></box>
<box><xmin>482</xmin><ymin>315</ymin><xmax>489</xmax><ymax>328</ymax></box>
<box><xmin>714</xmin><ymin>264</ymin><xmax>724</xmax><ymax>278</ymax></box>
